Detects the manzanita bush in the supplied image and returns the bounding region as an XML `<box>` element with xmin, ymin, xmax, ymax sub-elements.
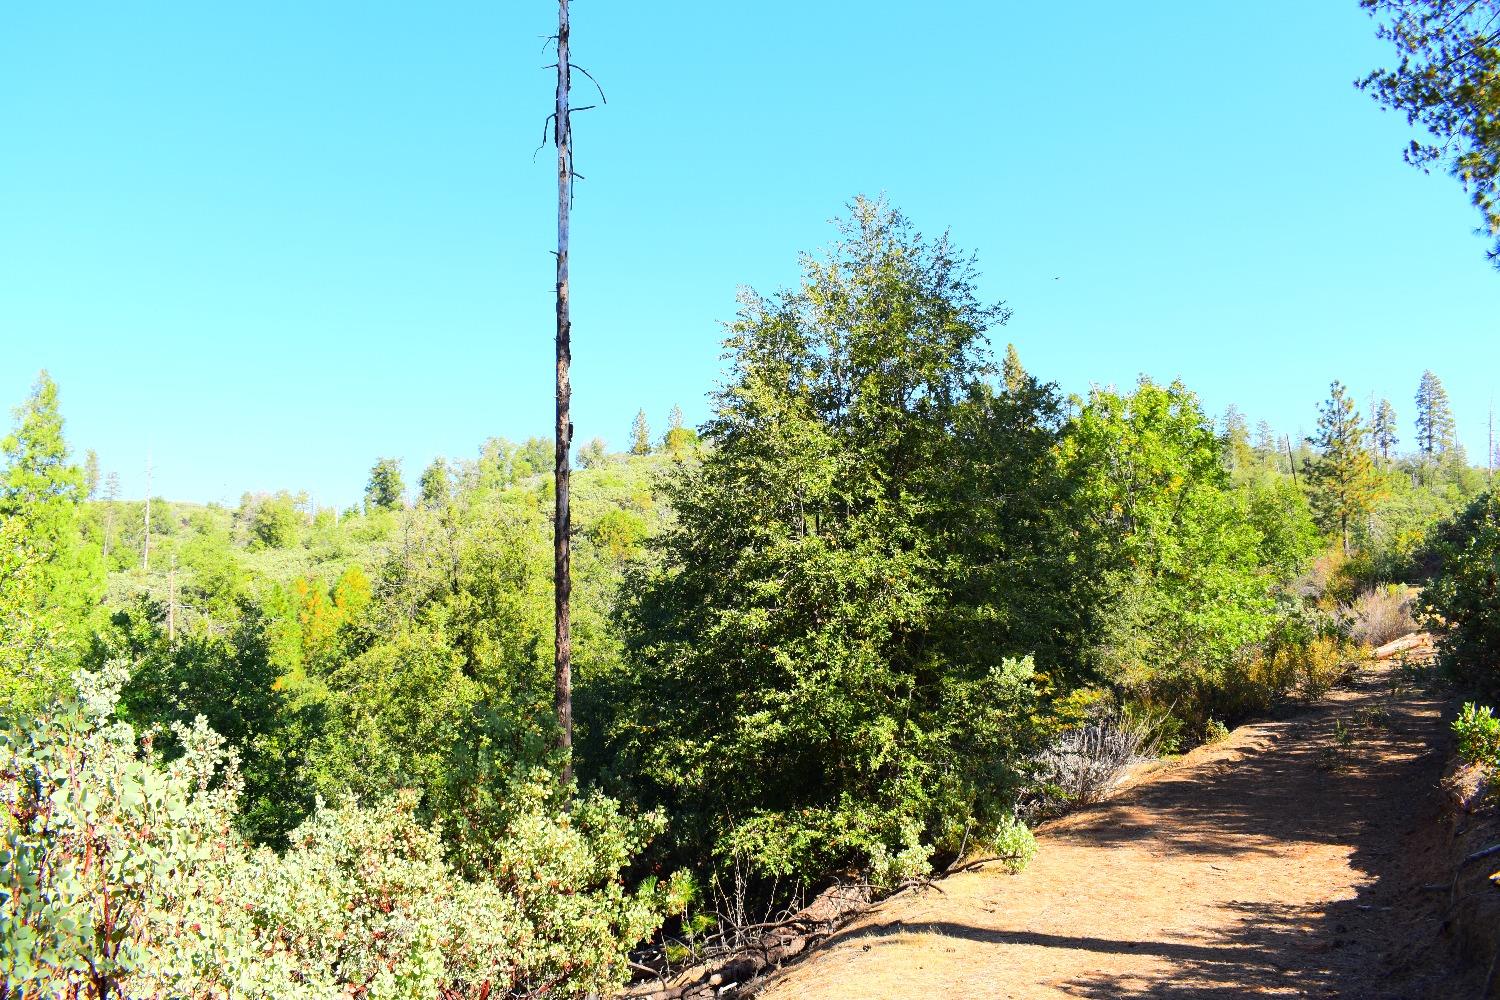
<box><xmin>1</xmin><ymin>664</ymin><xmax>688</xmax><ymax>999</ymax></box>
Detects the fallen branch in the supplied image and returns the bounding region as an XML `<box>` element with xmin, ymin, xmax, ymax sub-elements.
<box><xmin>1462</xmin><ymin>842</ymin><xmax>1500</xmax><ymax>866</ymax></box>
<box><xmin>636</xmin><ymin>884</ymin><xmax>871</xmax><ymax>1000</ymax></box>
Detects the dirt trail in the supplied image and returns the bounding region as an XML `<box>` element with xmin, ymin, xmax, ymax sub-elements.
<box><xmin>754</xmin><ymin>663</ymin><xmax>1479</xmax><ymax>999</ymax></box>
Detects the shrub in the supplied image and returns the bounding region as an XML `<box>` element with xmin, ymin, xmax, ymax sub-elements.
<box><xmin>1029</xmin><ymin>708</ymin><xmax>1152</xmax><ymax>812</ymax></box>
<box><xmin>1422</xmin><ymin>493</ymin><xmax>1500</xmax><ymax>691</ymax></box>
<box><xmin>1202</xmin><ymin>718</ymin><xmax>1230</xmax><ymax>744</ymax></box>
<box><xmin>0</xmin><ymin>665</ymin><xmax>684</xmax><ymax>999</ymax></box>
<box><xmin>1454</xmin><ymin>702</ymin><xmax>1500</xmax><ymax>769</ymax></box>
<box><xmin>1347</xmin><ymin>584</ymin><xmax>1418</xmax><ymax>648</ymax></box>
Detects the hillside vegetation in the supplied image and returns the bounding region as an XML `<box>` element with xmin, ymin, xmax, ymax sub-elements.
<box><xmin>3</xmin><ymin>200</ymin><xmax>1496</xmax><ymax>998</ymax></box>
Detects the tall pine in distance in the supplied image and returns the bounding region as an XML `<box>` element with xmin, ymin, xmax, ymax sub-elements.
<box><xmin>1414</xmin><ymin>369</ymin><xmax>1457</xmax><ymax>458</ymax></box>
<box><xmin>662</xmin><ymin>404</ymin><xmax>697</xmax><ymax>458</ymax></box>
<box><xmin>364</xmin><ymin>457</ymin><xmax>405</xmax><ymax>511</ymax></box>
<box><xmin>1001</xmin><ymin>343</ymin><xmax>1028</xmax><ymax>394</ymax></box>
<box><xmin>1305</xmin><ymin>381</ymin><xmax>1377</xmax><ymax>556</ymax></box>
<box><xmin>1221</xmin><ymin>405</ymin><xmax>1253</xmax><ymax>473</ymax></box>
<box><xmin>1372</xmin><ymin>398</ymin><xmax>1399</xmax><ymax>462</ymax></box>
<box><xmin>630</xmin><ymin>409</ymin><xmax>652</xmax><ymax>455</ymax></box>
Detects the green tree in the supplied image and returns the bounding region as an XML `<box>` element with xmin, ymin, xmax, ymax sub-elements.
<box><xmin>661</xmin><ymin>405</ymin><xmax>698</xmax><ymax>459</ymax></box>
<box><xmin>364</xmin><ymin>456</ymin><xmax>405</xmax><ymax>511</ymax></box>
<box><xmin>1221</xmin><ymin>405</ymin><xmax>1253</xmax><ymax>473</ymax></box>
<box><xmin>1306</xmin><ymin>381</ymin><xmax>1378</xmax><ymax>555</ymax></box>
<box><xmin>1001</xmin><ymin>342</ymin><xmax>1028</xmax><ymax>394</ymax></box>
<box><xmin>0</xmin><ymin>372</ymin><xmax>104</xmax><ymax>710</ymax></box>
<box><xmin>1360</xmin><ymin>1</ymin><xmax>1500</xmax><ymax>263</ymax></box>
<box><xmin>1373</xmin><ymin>397</ymin><xmax>1399</xmax><ymax>461</ymax></box>
<box><xmin>1414</xmin><ymin>369</ymin><xmax>1457</xmax><ymax>457</ymax></box>
<box><xmin>629</xmin><ymin>409</ymin><xmax>651</xmax><ymax>456</ymax></box>
<box><xmin>82</xmin><ymin>448</ymin><xmax>100</xmax><ymax>500</ymax></box>
<box><xmin>1063</xmin><ymin>380</ymin><xmax>1280</xmax><ymax>715</ymax></box>
<box><xmin>578</xmin><ymin>437</ymin><xmax>609</xmax><ymax>469</ymax></box>
<box><xmin>1422</xmin><ymin>492</ymin><xmax>1500</xmax><ymax>690</ymax></box>
<box><xmin>614</xmin><ymin>198</ymin><xmax>1045</xmax><ymax>883</ymax></box>
<box><xmin>418</xmin><ymin>457</ymin><xmax>451</xmax><ymax>508</ymax></box>
<box><xmin>244</xmin><ymin>492</ymin><xmax>302</xmax><ymax>550</ymax></box>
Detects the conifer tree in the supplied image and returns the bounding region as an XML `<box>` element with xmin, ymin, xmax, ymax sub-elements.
<box><xmin>1372</xmin><ymin>398</ymin><xmax>1399</xmax><ymax>461</ymax></box>
<box><xmin>1305</xmin><ymin>381</ymin><xmax>1377</xmax><ymax>555</ymax></box>
<box><xmin>630</xmin><ymin>409</ymin><xmax>651</xmax><ymax>456</ymax></box>
<box><xmin>364</xmin><ymin>457</ymin><xmax>405</xmax><ymax>511</ymax></box>
<box><xmin>1001</xmin><ymin>343</ymin><xmax>1027</xmax><ymax>394</ymax></box>
<box><xmin>1221</xmin><ymin>405</ymin><xmax>1253</xmax><ymax>472</ymax></box>
<box><xmin>662</xmin><ymin>404</ymin><xmax>697</xmax><ymax>458</ymax></box>
<box><xmin>1414</xmin><ymin>369</ymin><xmax>1457</xmax><ymax>457</ymax></box>
<box><xmin>0</xmin><ymin>372</ymin><xmax>104</xmax><ymax>709</ymax></box>
<box><xmin>1254</xmin><ymin>420</ymin><xmax>1276</xmax><ymax>453</ymax></box>
<box><xmin>417</xmin><ymin>458</ymin><xmax>451</xmax><ymax>509</ymax></box>
<box><xmin>83</xmin><ymin>448</ymin><xmax>100</xmax><ymax>499</ymax></box>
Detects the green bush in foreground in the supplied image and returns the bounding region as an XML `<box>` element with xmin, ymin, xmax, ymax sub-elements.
<box><xmin>1</xmin><ymin>664</ymin><xmax>687</xmax><ymax>1000</ymax></box>
<box><xmin>1423</xmin><ymin>492</ymin><xmax>1500</xmax><ymax>691</ymax></box>
<box><xmin>1454</xmin><ymin>702</ymin><xmax>1500</xmax><ymax>769</ymax></box>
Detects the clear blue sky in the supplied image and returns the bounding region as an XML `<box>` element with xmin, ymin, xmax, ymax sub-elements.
<box><xmin>2</xmin><ymin>2</ymin><xmax>1498</xmax><ymax>505</ymax></box>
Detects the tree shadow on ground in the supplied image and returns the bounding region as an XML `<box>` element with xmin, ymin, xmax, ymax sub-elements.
<box><xmin>805</xmin><ymin>671</ymin><xmax>1482</xmax><ymax>998</ymax></box>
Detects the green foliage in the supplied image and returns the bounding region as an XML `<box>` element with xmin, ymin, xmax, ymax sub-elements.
<box><xmin>1421</xmin><ymin>492</ymin><xmax>1500</xmax><ymax>690</ymax></box>
<box><xmin>1243</xmin><ymin>475</ymin><xmax>1320</xmax><ymax>579</ymax></box>
<box><xmin>630</xmin><ymin>409</ymin><xmax>652</xmax><ymax>456</ymax></box>
<box><xmin>1063</xmin><ymin>379</ymin><xmax>1284</xmax><ymax>720</ymax></box>
<box><xmin>1454</xmin><ymin>702</ymin><xmax>1500</xmax><ymax>768</ymax></box>
<box><xmin>12</xmin><ymin>206</ymin><xmax>1491</xmax><ymax>987</ymax></box>
<box><xmin>1305</xmin><ymin>381</ymin><xmax>1377</xmax><ymax>556</ymax></box>
<box><xmin>0</xmin><ymin>517</ymin><xmax>67</xmax><ymax>714</ymax></box>
<box><xmin>1372</xmin><ymin>398</ymin><xmax>1399</xmax><ymax>462</ymax></box>
<box><xmin>0</xmin><ymin>371</ymin><xmax>105</xmax><ymax>712</ymax></box>
<box><xmin>1</xmin><ymin>667</ymin><xmax>684</xmax><ymax>999</ymax></box>
<box><xmin>1000</xmin><ymin>342</ymin><xmax>1027</xmax><ymax>394</ymax></box>
<box><xmin>365</xmin><ymin>456</ymin><xmax>406</xmax><ymax>511</ymax></box>
<box><xmin>614</xmin><ymin>198</ymin><xmax>1043</xmax><ymax>884</ymax></box>
<box><xmin>418</xmin><ymin>457</ymin><xmax>452</xmax><ymax>508</ymax></box>
<box><xmin>242</xmin><ymin>491</ymin><xmax>303</xmax><ymax>550</ymax></box>
<box><xmin>1361</xmin><ymin>1</ymin><xmax>1500</xmax><ymax>263</ymax></box>
<box><xmin>1414</xmin><ymin>369</ymin><xmax>1457</xmax><ymax>457</ymax></box>
<box><xmin>1221</xmin><ymin>405</ymin><xmax>1253</xmax><ymax>473</ymax></box>
<box><xmin>578</xmin><ymin>436</ymin><xmax>609</xmax><ymax>469</ymax></box>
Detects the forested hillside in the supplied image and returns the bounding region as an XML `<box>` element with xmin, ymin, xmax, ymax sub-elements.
<box><xmin>4</xmin><ymin>193</ymin><xmax>1496</xmax><ymax>997</ymax></box>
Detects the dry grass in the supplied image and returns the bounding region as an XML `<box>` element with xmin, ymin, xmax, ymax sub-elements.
<box><xmin>1347</xmin><ymin>584</ymin><xmax>1419</xmax><ymax>649</ymax></box>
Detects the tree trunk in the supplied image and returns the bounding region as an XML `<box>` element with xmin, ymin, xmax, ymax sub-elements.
<box><xmin>553</xmin><ymin>0</ymin><xmax>574</xmax><ymax>785</ymax></box>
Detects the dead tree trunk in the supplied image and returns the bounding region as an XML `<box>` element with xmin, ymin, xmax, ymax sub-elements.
<box><xmin>553</xmin><ymin>0</ymin><xmax>574</xmax><ymax>784</ymax></box>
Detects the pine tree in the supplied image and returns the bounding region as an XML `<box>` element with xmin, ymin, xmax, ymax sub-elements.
<box><xmin>1414</xmin><ymin>370</ymin><xmax>1456</xmax><ymax>457</ymax></box>
<box><xmin>1254</xmin><ymin>419</ymin><xmax>1276</xmax><ymax>453</ymax></box>
<box><xmin>662</xmin><ymin>404</ymin><xmax>697</xmax><ymax>458</ymax></box>
<box><xmin>364</xmin><ymin>457</ymin><xmax>405</xmax><ymax>511</ymax></box>
<box><xmin>1372</xmin><ymin>398</ymin><xmax>1398</xmax><ymax>461</ymax></box>
<box><xmin>417</xmin><ymin>458</ymin><xmax>451</xmax><ymax>509</ymax></box>
<box><xmin>0</xmin><ymin>372</ymin><xmax>105</xmax><ymax>709</ymax></box>
<box><xmin>1305</xmin><ymin>381</ymin><xmax>1377</xmax><ymax>556</ymax></box>
<box><xmin>1001</xmin><ymin>343</ymin><xmax>1027</xmax><ymax>394</ymax></box>
<box><xmin>578</xmin><ymin>437</ymin><xmax>609</xmax><ymax>469</ymax></box>
<box><xmin>1221</xmin><ymin>405</ymin><xmax>1252</xmax><ymax>472</ymax></box>
<box><xmin>102</xmin><ymin>470</ymin><xmax>120</xmax><ymax>561</ymax></box>
<box><xmin>630</xmin><ymin>409</ymin><xmax>651</xmax><ymax>455</ymax></box>
<box><xmin>82</xmin><ymin>448</ymin><xmax>100</xmax><ymax>499</ymax></box>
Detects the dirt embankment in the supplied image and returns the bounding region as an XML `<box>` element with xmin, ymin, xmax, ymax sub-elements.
<box><xmin>740</xmin><ymin>657</ymin><xmax>1491</xmax><ymax>999</ymax></box>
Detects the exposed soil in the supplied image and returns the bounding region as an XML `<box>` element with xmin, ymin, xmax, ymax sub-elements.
<box><xmin>753</xmin><ymin>659</ymin><xmax>1486</xmax><ymax>999</ymax></box>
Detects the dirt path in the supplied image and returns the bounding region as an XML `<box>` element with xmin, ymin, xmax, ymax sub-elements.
<box><xmin>754</xmin><ymin>663</ymin><xmax>1479</xmax><ymax>999</ymax></box>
